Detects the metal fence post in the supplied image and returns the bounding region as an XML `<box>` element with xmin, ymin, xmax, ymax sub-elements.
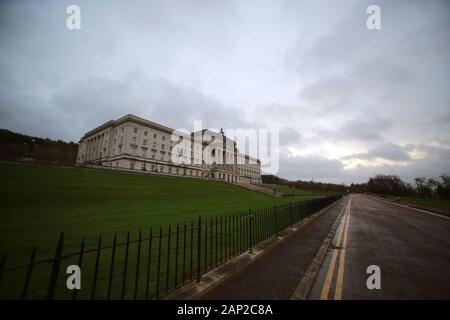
<box><xmin>215</xmin><ymin>217</ymin><xmax>218</xmax><ymax>267</ymax></box>
<box><xmin>274</xmin><ymin>205</ymin><xmax>278</xmax><ymax>238</ymax></box>
<box><xmin>46</xmin><ymin>232</ymin><xmax>64</xmax><ymax>300</ymax></box>
<box><xmin>107</xmin><ymin>234</ymin><xmax>117</xmax><ymax>300</ymax></box>
<box><xmin>210</xmin><ymin>218</ymin><xmax>213</xmax><ymax>268</ymax></box>
<box><xmin>166</xmin><ymin>224</ymin><xmax>172</xmax><ymax>294</ymax></box>
<box><xmin>248</xmin><ymin>208</ymin><xmax>253</xmax><ymax>253</ymax></box>
<box><xmin>73</xmin><ymin>239</ymin><xmax>85</xmax><ymax>300</ymax></box>
<box><xmin>197</xmin><ymin>215</ymin><xmax>202</xmax><ymax>282</ymax></box>
<box><xmin>91</xmin><ymin>234</ymin><xmax>102</xmax><ymax>300</ymax></box>
<box><xmin>21</xmin><ymin>247</ymin><xmax>37</xmax><ymax>300</ymax></box>
<box><xmin>134</xmin><ymin>229</ymin><xmax>142</xmax><ymax>299</ymax></box>
<box><xmin>232</xmin><ymin>213</ymin><xmax>236</xmax><ymax>256</ymax></box>
<box><xmin>182</xmin><ymin>223</ymin><xmax>186</xmax><ymax>284</ymax></box>
<box><xmin>239</xmin><ymin>213</ymin><xmax>243</xmax><ymax>253</ymax></box>
<box><xmin>174</xmin><ymin>223</ymin><xmax>180</xmax><ymax>288</ymax></box>
<box><xmin>220</xmin><ymin>216</ymin><xmax>223</xmax><ymax>264</ymax></box>
<box><xmin>156</xmin><ymin>226</ymin><xmax>162</xmax><ymax>298</ymax></box>
<box><xmin>204</xmin><ymin>219</ymin><xmax>208</xmax><ymax>272</ymax></box>
<box><xmin>0</xmin><ymin>253</ymin><xmax>7</xmax><ymax>284</ymax></box>
<box><xmin>145</xmin><ymin>228</ymin><xmax>153</xmax><ymax>300</ymax></box>
<box><xmin>289</xmin><ymin>202</ymin><xmax>293</xmax><ymax>228</ymax></box>
<box><xmin>189</xmin><ymin>221</ymin><xmax>193</xmax><ymax>279</ymax></box>
<box><xmin>121</xmin><ymin>231</ymin><xmax>130</xmax><ymax>300</ymax></box>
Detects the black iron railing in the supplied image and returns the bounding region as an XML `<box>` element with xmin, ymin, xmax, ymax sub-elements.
<box><xmin>0</xmin><ymin>195</ymin><xmax>341</xmax><ymax>300</ymax></box>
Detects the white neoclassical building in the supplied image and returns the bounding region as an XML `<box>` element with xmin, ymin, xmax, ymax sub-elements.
<box><xmin>76</xmin><ymin>114</ymin><xmax>262</xmax><ymax>184</ymax></box>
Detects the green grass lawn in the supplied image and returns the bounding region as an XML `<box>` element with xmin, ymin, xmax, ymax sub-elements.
<box><xmin>0</xmin><ymin>162</ymin><xmax>298</xmax><ymax>263</ymax></box>
<box><xmin>259</xmin><ymin>183</ymin><xmax>341</xmax><ymax>197</ymax></box>
<box><xmin>389</xmin><ymin>196</ymin><xmax>450</xmax><ymax>211</ymax></box>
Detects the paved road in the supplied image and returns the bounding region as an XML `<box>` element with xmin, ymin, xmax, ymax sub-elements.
<box><xmin>198</xmin><ymin>199</ymin><xmax>346</xmax><ymax>299</ymax></box>
<box><xmin>310</xmin><ymin>194</ymin><xmax>450</xmax><ymax>299</ymax></box>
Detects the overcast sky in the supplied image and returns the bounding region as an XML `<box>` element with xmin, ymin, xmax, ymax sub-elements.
<box><xmin>0</xmin><ymin>0</ymin><xmax>449</xmax><ymax>184</ymax></box>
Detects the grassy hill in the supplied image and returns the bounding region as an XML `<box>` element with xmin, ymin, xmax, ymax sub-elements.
<box><xmin>0</xmin><ymin>162</ymin><xmax>298</xmax><ymax>263</ymax></box>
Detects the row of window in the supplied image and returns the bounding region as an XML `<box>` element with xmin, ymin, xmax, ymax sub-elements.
<box><xmin>114</xmin><ymin>126</ymin><xmax>168</xmax><ymax>140</ymax></box>
<box><xmin>111</xmin><ymin>136</ymin><xmax>174</xmax><ymax>151</ymax></box>
<box><xmin>127</xmin><ymin>162</ymin><xmax>208</xmax><ymax>176</ymax></box>
<box><xmin>125</xmin><ymin>162</ymin><xmax>246</xmax><ymax>182</ymax></box>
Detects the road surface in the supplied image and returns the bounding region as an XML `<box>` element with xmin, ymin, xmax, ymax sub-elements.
<box><xmin>310</xmin><ymin>194</ymin><xmax>450</xmax><ymax>299</ymax></box>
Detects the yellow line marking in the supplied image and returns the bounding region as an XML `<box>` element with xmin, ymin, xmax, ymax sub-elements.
<box><xmin>334</xmin><ymin>199</ymin><xmax>351</xmax><ymax>300</ymax></box>
<box><xmin>320</xmin><ymin>249</ymin><xmax>339</xmax><ymax>300</ymax></box>
<box><xmin>319</xmin><ymin>200</ymin><xmax>349</xmax><ymax>300</ymax></box>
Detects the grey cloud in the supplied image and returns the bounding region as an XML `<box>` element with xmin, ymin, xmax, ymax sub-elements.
<box><xmin>320</xmin><ymin>116</ymin><xmax>392</xmax><ymax>143</ymax></box>
<box><xmin>291</xmin><ymin>0</ymin><xmax>450</xmax><ymax>134</ymax></box>
<box><xmin>344</xmin><ymin>156</ymin><xmax>450</xmax><ymax>184</ymax></box>
<box><xmin>52</xmin><ymin>77</ymin><xmax>148</xmax><ymax>139</ymax></box>
<box><xmin>279</xmin><ymin>127</ymin><xmax>303</xmax><ymax>147</ymax></box>
<box><xmin>275</xmin><ymin>140</ymin><xmax>450</xmax><ymax>184</ymax></box>
<box><xmin>50</xmin><ymin>75</ymin><xmax>249</xmax><ymax>140</ymax></box>
<box><xmin>137</xmin><ymin>78</ymin><xmax>250</xmax><ymax>130</ymax></box>
<box><xmin>276</xmin><ymin>153</ymin><xmax>345</xmax><ymax>183</ymax></box>
<box><xmin>404</xmin><ymin>143</ymin><xmax>450</xmax><ymax>162</ymax></box>
<box><xmin>276</xmin><ymin>147</ymin><xmax>450</xmax><ymax>185</ymax></box>
<box><xmin>343</xmin><ymin>142</ymin><xmax>411</xmax><ymax>162</ymax></box>
<box><xmin>0</xmin><ymin>86</ymin><xmax>62</xmax><ymax>139</ymax></box>
<box><xmin>300</xmin><ymin>76</ymin><xmax>353</xmax><ymax>112</ymax></box>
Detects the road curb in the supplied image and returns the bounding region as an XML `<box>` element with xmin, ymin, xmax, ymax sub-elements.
<box><xmin>291</xmin><ymin>197</ymin><xmax>347</xmax><ymax>300</ymax></box>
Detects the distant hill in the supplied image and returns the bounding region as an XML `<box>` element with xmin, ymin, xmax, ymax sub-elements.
<box><xmin>262</xmin><ymin>174</ymin><xmax>348</xmax><ymax>193</ymax></box>
<box><xmin>0</xmin><ymin>129</ymin><xmax>78</xmax><ymax>166</ymax></box>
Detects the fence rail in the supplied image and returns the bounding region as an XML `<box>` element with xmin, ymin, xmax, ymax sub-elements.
<box><xmin>0</xmin><ymin>195</ymin><xmax>341</xmax><ymax>300</ymax></box>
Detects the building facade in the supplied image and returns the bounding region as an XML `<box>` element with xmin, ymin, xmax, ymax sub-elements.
<box><xmin>76</xmin><ymin>114</ymin><xmax>262</xmax><ymax>184</ymax></box>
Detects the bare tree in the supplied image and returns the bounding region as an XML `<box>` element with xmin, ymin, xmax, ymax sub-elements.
<box><xmin>414</xmin><ymin>177</ymin><xmax>426</xmax><ymax>197</ymax></box>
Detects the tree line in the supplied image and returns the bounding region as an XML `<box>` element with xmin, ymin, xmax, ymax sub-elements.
<box><xmin>0</xmin><ymin>129</ymin><xmax>78</xmax><ymax>166</ymax></box>
<box><xmin>261</xmin><ymin>174</ymin><xmax>349</xmax><ymax>193</ymax></box>
<box><xmin>262</xmin><ymin>173</ymin><xmax>450</xmax><ymax>201</ymax></box>
<box><xmin>350</xmin><ymin>174</ymin><xmax>450</xmax><ymax>200</ymax></box>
